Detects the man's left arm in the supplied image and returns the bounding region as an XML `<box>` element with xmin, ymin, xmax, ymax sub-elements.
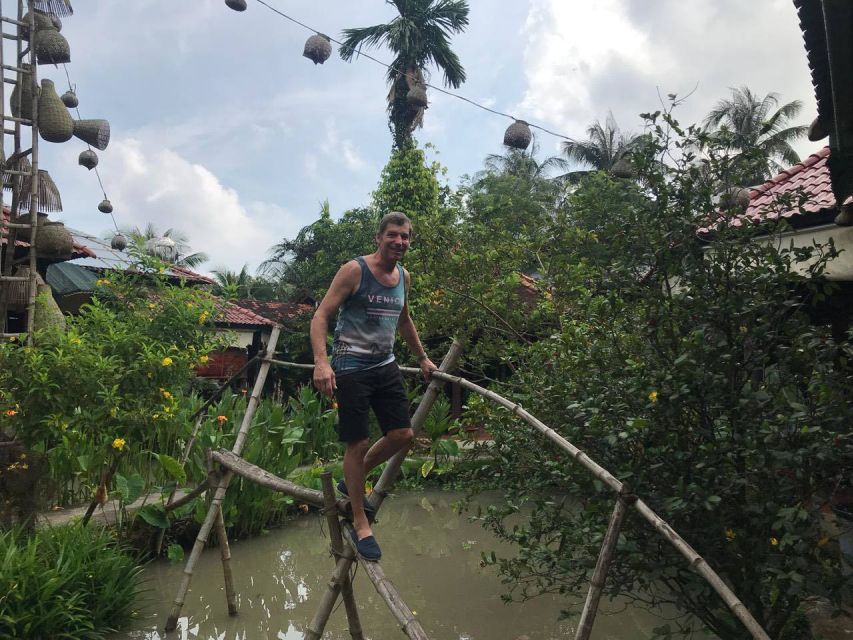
<box><xmin>398</xmin><ymin>269</ymin><xmax>437</xmax><ymax>379</ymax></box>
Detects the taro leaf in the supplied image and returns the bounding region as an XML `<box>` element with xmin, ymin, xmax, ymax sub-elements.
<box><xmin>156</xmin><ymin>453</ymin><xmax>187</xmax><ymax>485</ymax></box>
<box><xmin>115</xmin><ymin>472</ymin><xmax>144</xmax><ymax>504</ymax></box>
<box><xmin>137</xmin><ymin>504</ymin><xmax>170</xmax><ymax>529</ymax></box>
<box><xmin>76</xmin><ymin>454</ymin><xmax>92</xmax><ymax>472</ymax></box>
<box><xmin>420</xmin><ymin>459</ymin><xmax>435</xmax><ymax>478</ymax></box>
<box><xmin>166</xmin><ymin>544</ymin><xmax>185</xmax><ymax>563</ymax></box>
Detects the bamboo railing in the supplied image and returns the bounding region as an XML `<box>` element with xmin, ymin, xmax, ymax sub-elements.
<box><xmin>164</xmin><ymin>340</ymin><xmax>771</xmax><ymax>640</ymax></box>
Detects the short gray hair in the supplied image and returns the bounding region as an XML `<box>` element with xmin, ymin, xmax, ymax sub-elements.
<box><xmin>378</xmin><ymin>211</ymin><xmax>412</xmax><ymax>235</ymax></box>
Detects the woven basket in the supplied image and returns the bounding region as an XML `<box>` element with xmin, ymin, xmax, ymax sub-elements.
<box><xmin>33</xmin><ymin>283</ymin><xmax>66</xmax><ymax>332</ymax></box>
<box><xmin>35</xmin><ymin>28</ymin><xmax>71</xmax><ymax>65</ymax></box>
<box><xmin>406</xmin><ymin>85</ymin><xmax>428</xmax><ymax>108</ymax></box>
<box><xmin>19</xmin><ymin>169</ymin><xmax>63</xmax><ymax>213</ymax></box>
<box><xmin>611</xmin><ymin>155</ymin><xmax>635</xmax><ymax>179</ymax></box>
<box><xmin>78</xmin><ymin>149</ymin><xmax>98</xmax><ymax>170</ymax></box>
<box><xmin>61</xmin><ymin>89</ymin><xmax>78</xmax><ymax>108</ymax></box>
<box><xmin>38</xmin><ymin>79</ymin><xmax>74</xmax><ymax>143</ymax></box>
<box><xmin>720</xmin><ymin>186</ymin><xmax>751</xmax><ymax>212</ymax></box>
<box><xmin>34</xmin><ymin>221</ymin><xmax>72</xmax><ymax>259</ymax></box>
<box><xmin>12</xmin><ymin>211</ymin><xmax>49</xmax><ymax>242</ymax></box>
<box><xmin>98</xmin><ymin>198</ymin><xmax>113</xmax><ymax>214</ymax></box>
<box><xmin>503</xmin><ymin>120</ymin><xmax>531</xmax><ymax>150</ymax></box>
<box><xmin>32</xmin><ymin>0</ymin><xmax>73</xmax><ymax>18</ymax></box>
<box><xmin>73</xmin><ymin>119</ymin><xmax>110</xmax><ymax>150</ymax></box>
<box><xmin>10</xmin><ymin>65</ymin><xmax>37</xmax><ymax>120</ymax></box>
<box><xmin>303</xmin><ymin>34</ymin><xmax>332</xmax><ymax>64</ymax></box>
<box><xmin>111</xmin><ymin>232</ymin><xmax>128</xmax><ymax>251</ymax></box>
<box><xmin>2</xmin><ymin>266</ymin><xmax>44</xmax><ymax>309</ymax></box>
<box><xmin>20</xmin><ymin>11</ymin><xmax>54</xmax><ymax>40</ymax></box>
<box><xmin>225</xmin><ymin>0</ymin><xmax>247</xmax><ymax>10</ymax></box>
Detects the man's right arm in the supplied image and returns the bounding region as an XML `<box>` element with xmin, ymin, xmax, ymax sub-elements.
<box><xmin>310</xmin><ymin>260</ymin><xmax>360</xmax><ymax>398</ymax></box>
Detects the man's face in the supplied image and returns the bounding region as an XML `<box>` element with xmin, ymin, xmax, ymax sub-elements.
<box><xmin>376</xmin><ymin>223</ymin><xmax>411</xmax><ymax>261</ymax></box>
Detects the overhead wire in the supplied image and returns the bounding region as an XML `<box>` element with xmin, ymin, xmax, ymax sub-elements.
<box><xmin>252</xmin><ymin>0</ymin><xmax>576</xmax><ymax>144</ymax></box>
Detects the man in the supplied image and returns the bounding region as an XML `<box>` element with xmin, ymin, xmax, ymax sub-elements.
<box><xmin>311</xmin><ymin>211</ymin><xmax>436</xmax><ymax>560</ymax></box>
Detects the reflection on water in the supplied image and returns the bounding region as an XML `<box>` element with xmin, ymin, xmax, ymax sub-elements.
<box><xmin>116</xmin><ymin>491</ymin><xmax>671</xmax><ymax>640</ymax></box>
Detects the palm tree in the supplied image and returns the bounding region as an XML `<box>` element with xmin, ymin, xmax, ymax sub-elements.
<box><xmin>339</xmin><ymin>0</ymin><xmax>469</xmax><ymax>149</ymax></box>
<box><xmin>560</xmin><ymin>112</ymin><xmax>643</xmax><ymax>182</ymax></box>
<box><xmin>123</xmin><ymin>223</ymin><xmax>208</xmax><ymax>269</ymax></box>
<box><xmin>212</xmin><ymin>264</ymin><xmax>252</xmax><ymax>300</ymax></box>
<box><xmin>484</xmin><ymin>138</ymin><xmax>568</xmax><ymax>180</ymax></box>
<box><xmin>703</xmin><ymin>87</ymin><xmax>807</xmax><ymax>184</ymax></box>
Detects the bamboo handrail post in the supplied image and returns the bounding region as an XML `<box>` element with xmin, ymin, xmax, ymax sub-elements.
<box><xmin>164</xmin><ymin>326</ymin><xmax>281</xmax><ymax>632</ymax></box>
<box><xmin>214</xmin><ymin>505</ymin><xmax>238</xmax><ymax>616</ymax></box>
<box><xmin>575</xmin><ymin>491</ymin><xmax>634</xmax><ymax>640</ymax></box>
<box><xmin>340</xmin><ymin>521</ymin><xmax>431</xmax><ymax>640</ymax></box>
<box><xmin>305</xmin><ymin>547</ymin><xmax>357</xmax><ymax>640</ymax></box>
<box><xmin>371</xmin><ymin>339</ymin><xmax>464</xmax><ymax>507</ymax></box>
<box><xmin>321</xmin><ymin>472</ymin><xmax>365</xmax><ymax>640</ymax></box>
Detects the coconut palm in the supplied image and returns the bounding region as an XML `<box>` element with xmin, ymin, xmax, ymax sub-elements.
<box><xmin>123</xmin><ymin>223</ymin><xmax>208</xmax><ymax>269</ymax></box>
<box><xmin>703</xmin><ymin>86</ymin><xmax>807</xmax><ymax>184</ymax></box>
<box><xmin>484</xmin><ymin>138</ymin><xmax>568</xmax><ymax>180</ymax></box>
<box><xmin>339</xmin><ymin>0</ymin><xmax>469</xmax><ymax>149</ymax></box>
<box><xmin>560</xmin><ymin>112</ymin><xmax>643</xmax><ymax>182</ymax></box>
<box><xmin>212</xmin><ymin>264</ymin><xmax>252</xmax><ymax>300</ymax></box>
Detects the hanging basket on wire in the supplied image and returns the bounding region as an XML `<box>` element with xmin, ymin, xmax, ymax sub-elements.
<box><xmin>10</xmin><ymin>65</ymin><xmax>37</xmax><ymax>120</ymax></box>
<box><xmin>98</xmin><ymin>198</ymin><xmax>113</xmax><ymax>214</ymax></box>
<box><xmin>719</xmin><ymin>186</ymin><xmax>751</xmax><ymax>212</ymax></box>
<box><xmin>73</xmin><ymin>119</ymin><xmax>110</xmax><ymax>150</ymax></box>
<box><xmin>225</xmin><ymin>0</ymin><xmax>247</xmax><ymax>10</ymax></box>
<box><xmin>61</xmin><ymin>90</ymin><xmax>78</xmax><ymax>108</ymax></box>
<box><xmin>78</xmin><ymin>149</ymin><xmax>98</xmax><ymax>170</ymax></box>
<box><xmin>35</xmin><ymin>222</ymin><xmax>73</xmax><ymax>259</ymax></box>
<box><xmin>406</xmin><ymin>85</ymin><xmax>428</xmax><ymax>108</ymax></box>
<box><xmin>303</xmin><ymin>34</ymin><xmax>332</xmax><ymax>65</ymax></box>
<box><xmin>110</xmin><ymin>232</ymin><xmax>128</xmax><ymax>251</ymax></box>
<box><xmin>611</xmin><ymin>155</ymin><xmax>635</xmax><ymax>179</ymax></box>
<box><xmin>32</xmin><ymin>0</ymin><xmax>73</xmax><ymax>18</ymax></box>
<box><xmin>34</xmin><ymin>28</ymin><xmax>71</xmax><ymax>65</ymax></box>
<box><xmin>38</xmin><ymin>79</ymin><xmax>74</xmax><ymax>143</ymax></box>
<box><xmin>503</xmin><ymin>120</ymin><xmax>532</xmax><ymax>150</ymax></box>
<box><xmin>19</xmin><ymin>169</ymin><xmax>63</xmax><ymax>213</ymax></box>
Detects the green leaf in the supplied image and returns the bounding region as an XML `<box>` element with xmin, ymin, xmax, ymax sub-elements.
<box><xmin>156</xmin><ymin>453</ymin><xmax>187</xmax><ymax>485</ymax></box>
<box><xmin>137</xmin><ymin>504</ymin><xmax>170</xmax><ymax>529</ymax></box>
<box><xmin>166</xmin><ymin>544</ymin><xmax>185</xmax><ymax>563</ymax></box>
<box><xmin>114</xmin><ymin>472</ymin><xmax>144</xmax><ymax>504</ymax></box>
<box><xmin>420</xmin><ymin>459</ymin><xmax>435</xmax><ymax>478</ymax></box>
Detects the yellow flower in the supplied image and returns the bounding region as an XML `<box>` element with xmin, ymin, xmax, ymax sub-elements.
<box><xmin>198</xmin><ymin>354</ymin><xmax>210</xmax><ymax>364</ymax></box>
<box><xmin>724</xmin><ymin>528</ymin><xmax>735</xmax><ymax>542</ymax></box>
<box><xmin>817</xmin><ymin>536</ymin><xmax>829</xmax><ymax>548</ymax></box>
<box><xmin>648</xmin><ymin>390</ymin><xmax>658</xmax><ymax>403</ymax></box>
<box><xmin>160</xmin><ymin>388</ymin><xmax>173</xmax><ymax>400</ymax></box>
<box><xmin>161</xmin><ymin>356</ymin><xmax>173</xmax><ymax>367</ymax></box>
<box><xmin>148</xmin><ymin>303</ymin><xmax>156</xmax><ymax>310</ymax></box>
<box><xmin>198</xmin><ymin>311</ymin><xmax>209</xmax><ymax>324</ymax></box>
<box><xmin>216</xmin><ymin>415</ymin><xmax>228</xmax><ymax>424</ymax></box>
<box><xmin>770</xmin><ymin>537</ymin><xmax>779</xmax><ymax>547</ymax></box>
<box><xmin>112</xmin><ymin>438</ymin><xmax>126</xmax><ymax>452</ymax></box>
<box><xmin>96</xmin><ymin>278</ymin><xmax>110</xmax><ymax>286</ymax></box>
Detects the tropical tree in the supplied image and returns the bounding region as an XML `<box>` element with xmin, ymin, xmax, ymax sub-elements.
<box><xmin>339</xmin><ymin>0</ymin><xmax>470</xmax><ymax>149</ymax></box>
<box><xmin>560</xmin><ymin>112</ymin><xmax>643</xmax><ymax>181</ymax></box>
<box><xmin>122</xmin><ymin>223</ymin><xmax>208</xmax><ymax>269</ymax></box>
<box><xmin>484</xmin><ymin>138</ymin><xmax>568</xmax><ymax>180</ymax></box>
<box><xmin>703</xmin><ymin>86</ymin><xmax>807</xmax><ymax>184</ymax></box>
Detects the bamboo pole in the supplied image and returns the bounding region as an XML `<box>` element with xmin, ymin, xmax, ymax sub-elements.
<box><xmin>575</xmin><ymin>492</ymin><xmax>633</xmax><ymax>640</ymax></box>
<box><xmin>162</xmin><ymin>479</ymin><xmax>209</xmax><ymax>513</ymax></box>
<box><xmin>214</xmin><ymin>504</ymin><xmax>238</xmax><ymax>616</ymax></box>
<box><xmin>305</xmin><ymin>546</ymin><xmax>357</xmax><ymax>640</ymax></box>
<box><xmin>164</xmin><ymin>326</ymin><xmax>281</xmax><ymax>632</ymax></box>
<box><xmin>321</xmin><ymin>472</ymin><xmax>365</xmax><ymax>640</ymax></box>
<box><xmin>412</xmin><ymin>370</ymin><xmax>771</xmax><ymax>640</ymax></box>
<box><xmin>340</xmin><ymin>521</ymin><xmax>431</xmax><ymax>640</ymax></box>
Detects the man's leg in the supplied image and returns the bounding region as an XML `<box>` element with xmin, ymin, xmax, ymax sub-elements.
<box><xmin>343</xmin><ymin>438</ymin><xmax>372</xmax><ymax>540</ymax></box>
<box><xmin>363</xmin><ymin>427</ymin><xmax>414</xmax><ymax>474</ymax></box>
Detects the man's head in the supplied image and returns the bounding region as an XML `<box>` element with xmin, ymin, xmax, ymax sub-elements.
<box><xmin>376</xmin><ymin>211</ymin><xmax>412</xmax><ymax>261</ymax></box>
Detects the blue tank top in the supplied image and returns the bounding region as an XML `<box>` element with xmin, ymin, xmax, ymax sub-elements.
<box><xmin>331</xmin><ymin>256</ymin><xmax>405</xmax><ymax>375</ymax></box>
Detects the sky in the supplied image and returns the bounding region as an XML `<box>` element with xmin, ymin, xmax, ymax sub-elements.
<box><xmin>16</xmin><ymin>0</ymin><xmax>819</xmax><ymax>275</ymax></box>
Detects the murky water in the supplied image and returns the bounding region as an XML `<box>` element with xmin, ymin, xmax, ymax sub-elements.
<box><xmin>117</xmin><ymin>491</ymin><xmax>677</xmax><ymax>640</ymax></box>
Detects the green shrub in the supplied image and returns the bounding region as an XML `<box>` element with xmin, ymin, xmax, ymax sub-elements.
<box><xmin>0</xmin><ymin>525</ymin><xmax>142</xmax><ymax>639</ymax></box>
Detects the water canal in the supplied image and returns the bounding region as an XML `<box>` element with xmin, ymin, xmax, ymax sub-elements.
<box><xmin>117</xmin><ymin>491</ymin><xmax>686</xmax><ymax>639</ymax></box>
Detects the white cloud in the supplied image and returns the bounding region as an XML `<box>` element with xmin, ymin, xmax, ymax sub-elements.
<box><xmin>321</xmin><ymin>119</ymin><xmax>368</xmax><ymax>172</ymax></box>
<box><xmin>104</xmin><ymin>138</ymin><xmax>300</xmax><ymax>273</ymax></box>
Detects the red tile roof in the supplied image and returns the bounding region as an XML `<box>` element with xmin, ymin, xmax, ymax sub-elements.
<box><xmin>235</xmin><ymin>299</ymin><xmax>312</xmax><ymax>323</ymax></box>
<box><xmin>214</xmin><ymin>299</ymin><xmax>274</xmax><ymax>328</ymax></box>
<box><xmin>699</xmin><ymin>147</ymin><xmax>847</xmax><ymax>233</ymax></box>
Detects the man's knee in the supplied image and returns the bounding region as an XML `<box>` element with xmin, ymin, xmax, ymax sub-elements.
<box><xmin>345</xmin><ymin>438</ymin><xmax>370</xmax><ymax>456</ymax></box>
<box><xmin>386</xmin><ymin>427</ymin><xmax>414</xmax><ymax>446</ymax></box>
